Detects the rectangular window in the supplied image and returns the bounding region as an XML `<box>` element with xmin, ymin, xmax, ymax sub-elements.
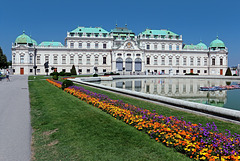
<box><xmin>30</xmin><ymin>69</ymin><xmax>33</xmax><ymax>73</ymax></box>
<box><xmin>169</xmin><ymin>45</ymin><xmax>172</xmax><ymax>50</ymax></box>
<box><xmin>176</xmin><ymin>45</ymin><xmax>179</xmax><ymax>50</ymax></box>
<box><xmin>176</xmin><ymin>57</ymin><xmax>179</xmax><ymax>65</ymax></box>
<box><xmin>136</xmin><ymin>54</ymin><xmax>140</xmax><ymax>56</ymax></box>
<box><xmin>45</xmin><ymin>56</ymin><xmax>49</xmax><ymax>63</ymax></box>
<box><xmin>95</xmin><ymin>43</ymin><xmax>98</xmax><ymax>49</ymax></box>
<box><xmin>87</xmin><ymin>56</ymin><xmax>90</xmax><ymax>64</ymax></box>
<box><xmin>220</xmin><ymin>58</ymin><xmax>223</xmax><ymax>65</ymax></box>
<box><xmin>62</xmin><ymin>56</ymin><xmax>66</xmax><ymax>64</ymax></box>
<box><xmin>37</xmin><ymin>56</ymin><xmax>40</xmax><ymax>64</ymax></box>
<box><xmin>87</xmin><ymin>43</ymin><xmax>90</xmax><ymax>49</ymax></box>
<box><xmin>127</xmin><ymin>54</ymin><xmax>131</xmax><ymax>56</ymax></box>
<box><xmin>204</xmin><ymin>70</ymin><xmax>207</xmax><ymax>73</ymax></box>
<box><xmin>147</xmin><ymin>57</ymin><xmax>150</xmax><ymax>65</ymax></box>
<box><xmin>13</xmin><ymin>55</ymin><xmax>15</xmax><ymax>64</ymax></box>
<box><xmin>162</xmin><ymin>44</ymin><xmax>165</xmax><ymax>50</ymax></box>
<box><xmin>176</xmin><ymin>70</ymin><xmax>179</xmax><ymax>74</ymax></box>
<box><xmin>79</xmin><ymin>43</ymin><xmax>82</xmax><ymax>48</ymax></box>
<box><xmin>78</xmin><ymin>56</ymin><xmax>82</xmax><ymax>64</ymax></box>
<box><xmin>70</xmin><ymin>55</ymin><xmax>74</xmax><ymax>64</ymax></box>
<box><xmin>103</xmin><ymin>69</ymin><xmax>106</xmax><ymax>72</ymax></box>
<box><xmin>197</xmin><ymin>58</ymin><xmax>201</xmax><ymax>66</ymax></box>
<box><xmin>197</xmin><ymin>70</ymin><xmax>200</xmax><ymax>73</ymax></box>
<box><xmin>37</xmin><ymin>69</ymin><xmax>40</xmax><ymax>73</ymax></box>
<box><xmin>183</xmin><ymin>70</ymin><xmax>186</xmax><ymax>73</ymax></box>
<box><xmin>190</xmin><ymin>58</ymin><xmax>194</xmax><ymax>66</ymax></box>
<box><xmin>87</xmin><ymin>69</ymin><xmax>90</xmax><ymax>73</ymax></box>
<box><xmin>154</xmin><ymin>58</ymin><xmax>157</xmax><ymax>65</ymax></box>
<box><xmin>169</xmin><ymin>57</ymin><xmax>172</xmax><ymax>65</ymax></box>
<box><xmin>70</xmin><ymin>43</ymin><xmax>74</xmax><ymax>48</ymax></box>
<box><xmin>154</xmin><ymin>44</ymin><xmax>157</xmax><ymax>50</ymax></box>
<box><xmin>87</xmin><ymin>34</ymin><xmax>91</xmax><ymax>37</ymax></box>
<box><xmin>54</xmin><ymin>56</ymin><xmax>58</xmax><ymax>64</ymax></box>
<box><xmin>103</xmin><ymin>57</ymin><xmax>106</xmax><ymax>64</ymax></box>
<box><xmin>103</xmin><ymin>44</ymin><xmax>107</xmax><ymax>49</ymax></box>
<box><xmin>204</xmin><ymin>58</ymin><xmax>207</xmax><ymax>66</ymax></box>
<box><xmin>212</xmin><ymin>58</ymin><xmax>215</xmax><ymax>65</ymax></box>
<box><xmin>161</xmin><ymin>57</ymin><xmax>165</xmax><ymax>65</ymax></box>
<box><xmin>183</xmin><ymin>58</ymin><xmax>186</xmax><ymax>65</ymax></box>
<box><xmin>62</xmin><ymin>69</ymin><xmax>66</xmax><ymax>72</ymax></box>
<box><xmin>29</xmin><ymin>55</ymin><xmax>33</xmax><ymax>64</ymax></box>
<box><xmin>95</xmin><ymin>57</ymin><xmax>98</xmax><ymax>65</ymax></box>
<box><xmin>146</xmin><ymin>44</ymin><xmax>150</xmax><ymax>50</ymax></box>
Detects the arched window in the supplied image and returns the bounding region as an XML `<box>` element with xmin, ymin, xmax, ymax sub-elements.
<box><xmin>125</xmin><ymin>58</ymin><xmax>132</xmax><ymax>71</ymax></box>
<box><xmin>116</xmin><ymin>57</ymin><xmax>123</xmax><ymax>71</ymax></box>
<box><xmin>135</xmin><ymin>58</ymin><xmax>142</xmax><ymax>71</ymax></box>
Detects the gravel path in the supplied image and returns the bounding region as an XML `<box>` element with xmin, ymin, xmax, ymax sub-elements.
<box><xmin>0</xmin><ymin>75</ymin><xmax>31</xmax><ymax>161</ymax></box>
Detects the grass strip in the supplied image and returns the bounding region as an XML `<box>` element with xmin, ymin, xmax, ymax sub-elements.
<box><xmin>29</xmin><ymin>79</ymin><xmax>191</xmax><ymax>160</ymax></box>
<box><xmin>48</xmin><ymin>79</ymin><xmax>240</xmax><ymax>160</ymax></box>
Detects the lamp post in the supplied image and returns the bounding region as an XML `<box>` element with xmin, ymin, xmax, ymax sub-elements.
<box><xmin>33</xmin><ymin>46</ymin><xmax>37</xmax><ymax>75</ymax></box>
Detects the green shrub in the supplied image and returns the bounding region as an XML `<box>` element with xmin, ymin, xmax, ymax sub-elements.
<box><xmin>65</xmin><ymin>72</ymin><xmax>71</xmax><ymax>76</ymax></box>
<box><xmin>93</xmin><ymin>74</ymin><xmax>98</xmax><ymax>77</ymax></box>
<box><xmin>185</xmin><ymin>73</ymin><xmax>199</xmax><ymax>75</ymax></box>
<box><xmin>50</xmin><ymin>72</ymin><xmax>59</xmax><ymax>76</ymax></box>
<box><xmin>52</xmin><ymin>75</ymin><xmax>58</xmax><ymax>80</ymax></box>
<box><xmin>71</xmin><ymin>65</ymin><xmax>77</xmax><ymax>75</ymax></box>
<box><xmin>59</xmin><ymin>71</ymin><xmax>65</xmax><ymax>76</ymax></box>
<box><xmin>225</xmin><ymin>67</ymin><xmax>232</xmax><ymax>76</ymax></box>
<box><xmin>62</xmin><ymin>80</ymin><xmax>74</xmax><ymax>90</ymax></box>
<box><xmin>104</xmin><ymin>72</ymin><xmax>120</xmax><ymax>76</ymax></box>
<box><xmin>226</xmin><ymin>81</ymin><xmax>231</xmax><ymax>85</ymax></box>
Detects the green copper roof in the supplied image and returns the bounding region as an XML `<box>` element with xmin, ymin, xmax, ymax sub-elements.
<box><xmin>197</xmin><ymin>41</ymin><xmax>208</xmax><ymax>50</ymax></box>
<box><xmin>31</xmin><ymin>39</ymin><xmax>38</xmax><ymax>46</ymax></box>
<box><xmin>71</xmin><ymin>27</ymin><xmax>109</xmax><ymax>33</ymax></box>
<box><xmin>110</xmin><ymin>27</ymin><xmax>134</xmax><ymax>33</ymax></box>
<box><xmin>140</xmin><ymin>29</ymin><xmax>179</xmax><ymax>36</ymax></box>
<box><xmin>15</xmin><ymin>31</ymin><xmax>37</xmax><ymax>45</ymax></box>
<box><xmin>183</xmin><ymin>44</ymin><xmax>199</xmax><ymax>50</ymax></box>
<box><xmin>38</xmin><ymin>41</ymin><xmax>63</xmax><ymax>47</ymax></box>
<box><xmin>209</xmin><ymin>37</ymin><xmax>225</xmax><ymax>48</ymax></box>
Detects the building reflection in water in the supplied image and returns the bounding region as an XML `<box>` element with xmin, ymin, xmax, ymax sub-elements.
<box><xmin>100</xmin><ymin>78</ymin><xmax>236</xmax><ymax>107</ymax></box>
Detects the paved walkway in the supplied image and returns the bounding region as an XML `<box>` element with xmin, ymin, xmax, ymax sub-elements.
<box><xmin>0</xmin><ymin>75</ymin><xmax>31</xmax><ymax>161</ymax></box>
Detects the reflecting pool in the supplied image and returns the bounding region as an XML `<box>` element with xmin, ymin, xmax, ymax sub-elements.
<box><xmin>95</xmin><ymin>78</ymin><xmax>240</xmax><ymax>111</ymax></box>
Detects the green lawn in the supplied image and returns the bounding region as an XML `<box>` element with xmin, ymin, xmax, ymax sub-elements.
<box><xmin>29</xmin><ymin>79</ymin><xmax>191</xmax><ymax>161</ymax></box>
<box><xmin>29</xmin><ymin>76</ymin><xmax>240</xmax><ymax>160</ymax></box>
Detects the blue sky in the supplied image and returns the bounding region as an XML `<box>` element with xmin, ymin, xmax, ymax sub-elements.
<box><xmin>0</xmin><ymin>0</ymin><xmax>239</xmax><ymax>66</ymax></box>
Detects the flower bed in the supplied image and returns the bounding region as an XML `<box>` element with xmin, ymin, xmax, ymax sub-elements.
<box><xmin>46</xmin><ymin>79</ymin><xmax>240</xmax><ymax>161</ymax></box>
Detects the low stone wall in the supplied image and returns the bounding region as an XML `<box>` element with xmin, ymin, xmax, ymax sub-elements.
<box><xmin>70</xmin><ymin>77</ymin><xmax>240</xmax><ymax>122</ymax></box>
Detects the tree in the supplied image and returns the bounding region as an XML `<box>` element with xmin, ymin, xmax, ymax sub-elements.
<box><xmin>0</xmin><ymin>47</ymin><xmax>8</xmax><ymax>69</ymax></box>
<box><xmin>70</xmin><ymin>65</ymin><xmax>77</xmax><ymax>75</ymax></box>
<box><xmin>225</xmin><ymin>67</ymin><xmax>232</xmax><ymax>76</ymax></box>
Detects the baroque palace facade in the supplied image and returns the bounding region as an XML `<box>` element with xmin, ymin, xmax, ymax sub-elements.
<box><xmin>12</xmin><ymin>25</ymin><xmax>228</xmax><ymax>75</ymax></box>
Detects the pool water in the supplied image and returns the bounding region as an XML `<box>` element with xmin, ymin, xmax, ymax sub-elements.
<box><xmin>95</xmin><ymin>78</ymin><xmax>240</xmax><ymax>111</ymax></box>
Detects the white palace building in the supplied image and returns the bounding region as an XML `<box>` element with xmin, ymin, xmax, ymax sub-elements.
<box><xmin>12</xmin><ymin>25</ymin><xmax>228</xmax><ymax>75</ymax></box>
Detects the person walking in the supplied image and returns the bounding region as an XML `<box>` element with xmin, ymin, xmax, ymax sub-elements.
<box><xmin>6</xmin><ymin>69</ymin><xmax>10</xmax><ymax>82</ymax></box>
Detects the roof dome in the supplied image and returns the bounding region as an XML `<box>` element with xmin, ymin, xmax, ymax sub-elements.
<box><xmin>15</xmin><ymin>31</ymin><xmax>37</xmax><ymax>45</ymax></box>
<box><xmin>209</xmin><ymin>36</ymin><xmax>225</xmax><ymax>48</ymax></box>
<box><xmin>197</xmin><ymin>41</ymin><xmax>208</xmax><ymax>49</ymax></box>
